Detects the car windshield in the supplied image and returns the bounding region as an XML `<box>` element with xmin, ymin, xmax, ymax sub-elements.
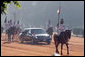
<box><xmin>31</xmin><ymin>29</ymin><xmax>46</xmax><ymax>34</ymax></box>
<box><xmin>22</xmin><ymin>30</ymin><xmax>29</xmax><ymax>34</ymax></box>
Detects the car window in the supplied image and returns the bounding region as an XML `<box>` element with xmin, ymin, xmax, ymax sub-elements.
<box><xmin>22</xmin><ymin>30</ymin><xmax>29</xmax><ymax>34</ymax></box>
<box><xmin>29</xmin><ymin>29</ymin><xmax>31</xmax><ymax>33</ymax></box>
<box><xmin>31</xmin><ymin>29</ymin><xmax>46</xmax><ymax>34</ymax></box>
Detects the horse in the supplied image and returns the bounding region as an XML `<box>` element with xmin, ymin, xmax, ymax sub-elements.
<box><xmin>7</xmin><ymin>26</ymin><xmax>22</xmax><ymax>42</ymax></box>
<box><xmin>15</xmin><ymin>27</ymin><xmax>22</xmax><ymax>41</ymax></box>
<box><xmin>53</xmin><ymin>30</ymin><xmax>71</xmax><ymax>55</ymax></box>
<box><xmin>7</xmin><ymin>26</ymin><xmax>16</xmax><ymax>42</ymax></box>
<box><xmin>11</xmin><ymin>26</ymin><xmax>22</xmax><ymax>42</ymax></box>
<box><xmin>46</xmin><ymin>27</ymin><xmax>53</xmax><ymax>37</ymax></box>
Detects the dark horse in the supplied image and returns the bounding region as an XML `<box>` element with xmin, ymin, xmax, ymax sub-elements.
<box><xmin>8</xmin><ymin>26</ymin><xmax>22</xmax><ymax>42</ymax></box>
<box><xmin>46</xmin><ymin>27</ymin><xmax>53</xmax><ymax>37</ymax></box>
<box><xmin>54</xmin><ymin>30</ymin><xmax>71</xmax><ymax>55</ymax></box>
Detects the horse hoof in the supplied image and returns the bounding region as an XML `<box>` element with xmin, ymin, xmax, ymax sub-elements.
<box><xmin>52</xmin><ymin>53</ymin><xmax>61</xmax><ymax>56</ymax></box>
<box><xmin>56</xmin><ymin>51</ymin><xmax>59</xmax><ymax>54</ymax></box>
<box><xmin>61</xmin><ymin>54</ymin><xmax>63</xmax><ymax>55</ymax></box>
<box><xmin>67</xmin><ymin>54</ymin><xmax>69</xmax><ymax>56</ymax></box>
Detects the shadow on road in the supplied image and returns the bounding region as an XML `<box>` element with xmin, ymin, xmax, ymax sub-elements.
<box><xmin>19</xmin><ymin>41</ymin><xmax>49</xmax><ymax>46</ymax></box>
<box><xmin>2</xmin><ymin>40</ymin><xmax>51</xmax><ymax>46</ymax></box>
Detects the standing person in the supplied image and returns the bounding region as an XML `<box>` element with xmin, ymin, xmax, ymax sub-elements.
<box><xmin>9</xmin><ymin>19</ymin><xmax>13</xmax><ymax>27</ymax></box>
<box><xmin>16</xmin><ymin>20</ymin><xmax>20</xmax><ymax>32</ymax></box>
<box><xmin>13</xmin><ymin>20</ymin><xmax>16</xmax><ymax>35</ymax></box>
<box><xmin>11</xmin><ymin>20</ymin><xmax>16</xmax><ymax>41</ymax></box>
<box><xmin>7</xmin><ymin>20</ymin><xmax>11</xmax><ymax>42</ymax></box>
<box><xmin>5</xmin><ymin>21</ymin><xmax>9</xmax><ymax>41</ymax></box>
<box><xmin>15</xmin><ymin>20</ymin><xmax>21</xmax><ymax>41</ymax></box>
<box><xmin>1</xmin><ymin>26</ymin><xmax>4</xmax><ymax>38</ymax></box>
<box><xmin>46</xmin><ymin>19</ymin><xmax>53</xmax><ymax>38</ymax></box>
<box><xmin>9</xmin><ymin>19</ymin><xmax>14</xmax><ymax>41</ymax></box>
<box><xmin>4</xmin><ymin>16</ymin><xmax>8</xmax><ymax>40</ymax></box>
<box><xmin>9</xmin><ymin>19</ymin><xmax>13</xmax><ymax>35</ymax></box>
<box><xmin>46</xmin><ymin>27</ymin><xmax>53</xmax><ymax>38</ymax></box>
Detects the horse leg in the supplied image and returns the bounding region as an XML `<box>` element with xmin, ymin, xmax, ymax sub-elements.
<box><xmin>12</xmin><ymin>34</ymin><xmax>14</xmax><ymax>42</ymax></box>
<box><xmin>54</xmin><ymin>34</ymin><xmax>58</xmax><ymax>47</ymax></box>
<box><xmin>54</xmin><ymin>38</ymin><xmax>56</xmax><ymax>47</ymax></box>
<box><xmin>8</xmin><ymin>33</ymin><xmax>11</xmax><ymax>42</ymax></box>
<box><xmin>12</xmin><ymin>35</ymin><xmax>13</xmax><ymax>41</ymax></box>
<box><xmin>61</xmin><ymin>44</ymin><xmax>63</xmax><ymax>55</ymax></box>
<box><xmin>56</xmin><ymin>42</ymin><xmax>59</xmax><ymax>53</ymax></box>
<box><xmin>66</xmin><ymin>43</ymin><xmax>69</xmax><ymax>55</ymax></box>
<box><xmin>16</xmin><ymin>32</ymin><xmax>19</xmax><ymax>42</ymax></box>
<box><xmin>5</xmin><ymin>33</ymin><xmax>7</xmax><ymax>40</ymax></box>
<box><xmin>17</xmin><ymin>33</ymin><xmax>20</xmax><ymax>42</ymax></box>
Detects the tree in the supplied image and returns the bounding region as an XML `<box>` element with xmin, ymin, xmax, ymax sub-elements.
<box><xmin>1</xmin><ymin>1</ymin><xmax>21</xmax><ymax>15</ymax></box>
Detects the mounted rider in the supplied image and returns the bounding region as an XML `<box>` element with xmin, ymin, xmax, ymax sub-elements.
<box><xmin>54</xmin><ymin>18</ymin><xmax>71</xmax><ymax>55</ymax></box>
<box><xmin>54</xmin><ymin>18</ymin><xmax>68</xmax><ymax>42</ymax></box>
<box><xmin>57</xmin><ymin>18</ymin><xmax>68</xmax><ymax>36</ymax></box>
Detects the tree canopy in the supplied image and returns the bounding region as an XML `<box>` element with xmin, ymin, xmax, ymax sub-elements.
<box><xmin>1</xmin><ymin>1</ymin><xmax>21</xmax><ymax>15</ymax></box>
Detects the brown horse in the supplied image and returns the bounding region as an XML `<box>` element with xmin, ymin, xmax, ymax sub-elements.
<box><xmin>54</xmin><ymin>30</ymin><xmax>71</xmax><ymax>55</ymax></box>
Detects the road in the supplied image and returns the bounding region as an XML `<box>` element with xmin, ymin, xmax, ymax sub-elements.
<box><xmin>1</xmin><ymin>33</ymin><xmax>84</xmax><ymax>56</ymax></box>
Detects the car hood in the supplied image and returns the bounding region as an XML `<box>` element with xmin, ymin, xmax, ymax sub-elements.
<box><xmin>35</xmin><ymin>34</ymin><xmax>49</xmax><ymax>37</ymax></box>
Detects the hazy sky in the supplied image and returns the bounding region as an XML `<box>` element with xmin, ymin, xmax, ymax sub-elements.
<box><xmin>1</xmin><ymin>1</ymin><xmax>84</xmax><ymax>30</ymax></box>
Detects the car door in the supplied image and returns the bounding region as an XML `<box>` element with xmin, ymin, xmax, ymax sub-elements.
<box><xmin>23</xmin><ymin>30</ymin><xmax>29</xmax><ymax>40</ymax></box>
<box><xmin>25</xmin><ymin>29</ymin><xmax>32</xmax><ymax>40</ymax></box>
